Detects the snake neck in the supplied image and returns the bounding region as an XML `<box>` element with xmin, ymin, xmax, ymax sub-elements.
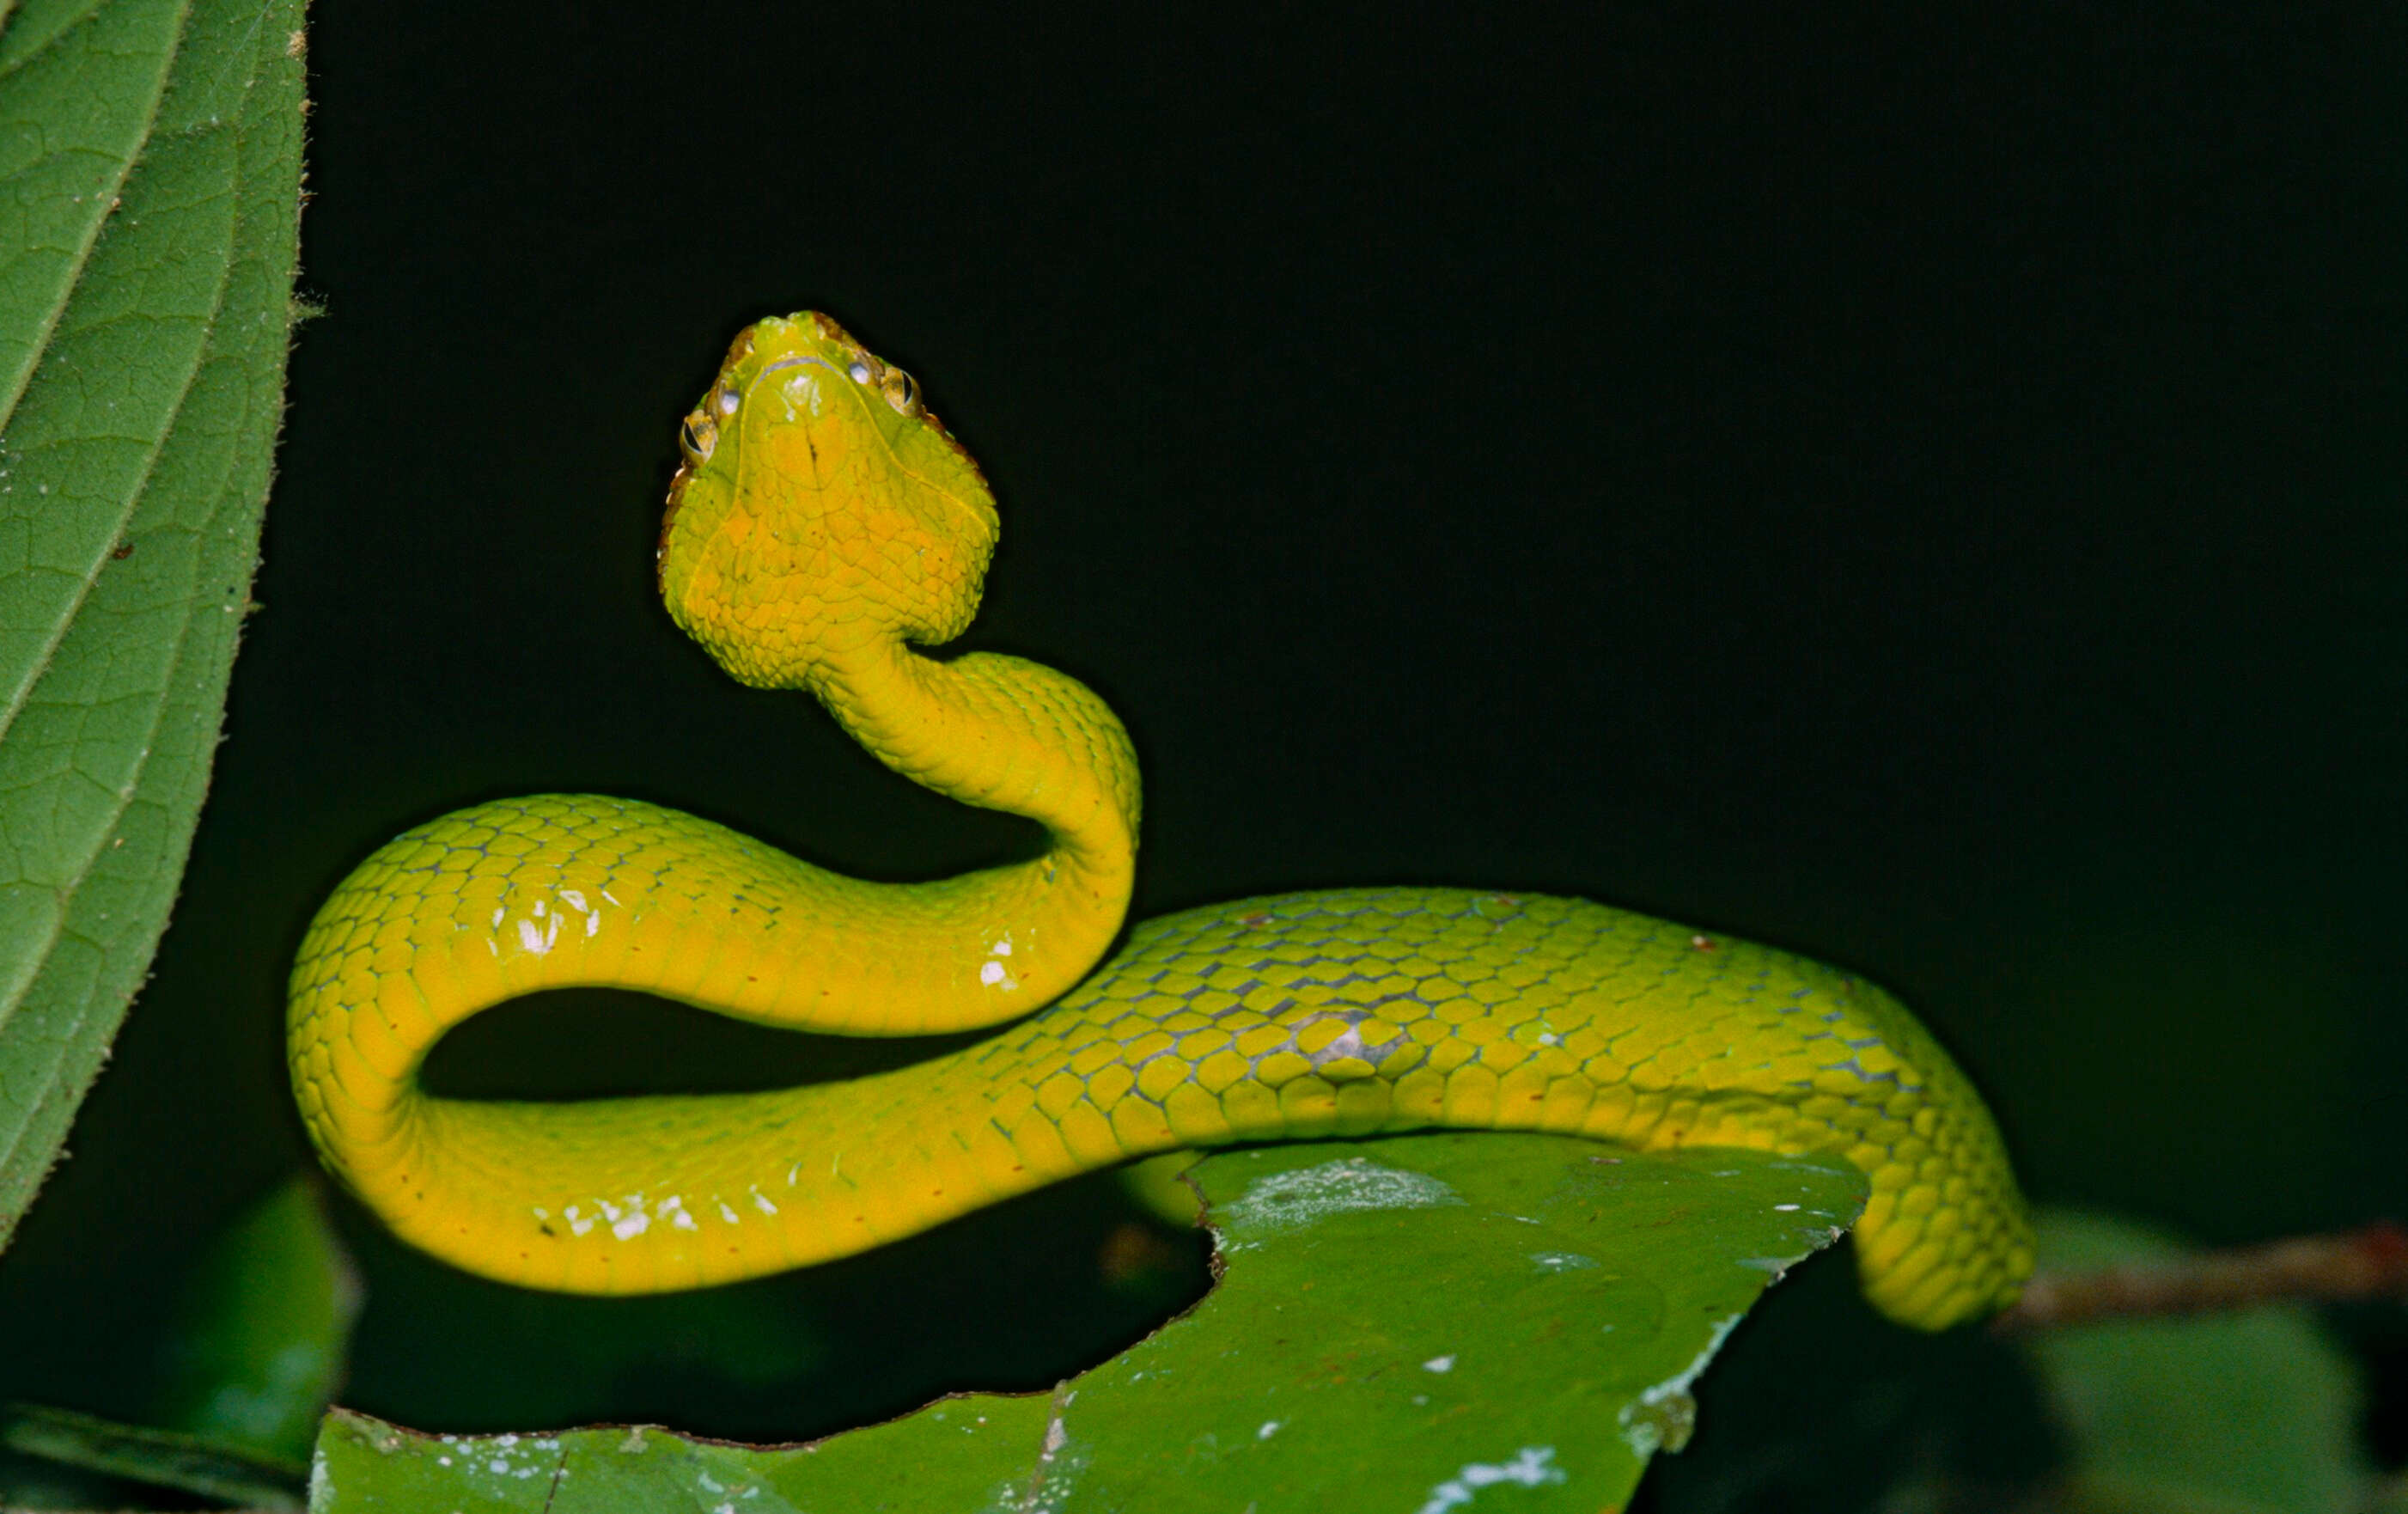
<box><xmin>806</xmin><ymin>634</ymin><xmax>1143</xmax><ymax>1005</ymax></box>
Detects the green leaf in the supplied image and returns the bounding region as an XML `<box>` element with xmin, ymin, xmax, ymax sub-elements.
<box><xmin>155</xmin><ymin>1175</ymin><xmax>364</xmax><ymax>1463</ymax></box>
<box><xmin>0</xmin><ymin>1400</ymin><xmax>307</xmax><ymax>1509</ymax></box>
<box><xmin>0</xmin><ymin>0</ymin><xmax>308</xmax><ymax>1245</ymax></box>
<box><xmin>309</xmin><ymin>1134</ymin><xmax>1866</xmax><ymax>1512</ymax></box>
<box><xmin>2015</xmin><ymin>1209</ymin><xmax>2374</xmax><ymax>1514</ymax></box>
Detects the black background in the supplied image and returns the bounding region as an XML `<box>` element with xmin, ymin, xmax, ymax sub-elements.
<box><xmin>0</xmin><ymin>3</ymin><xmax>2402</xmax><ymax>1505</ymax></box>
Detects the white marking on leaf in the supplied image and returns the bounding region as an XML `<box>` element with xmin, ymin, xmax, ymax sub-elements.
<box><xmin>1412</xmin><ymin>1447</ymin><xmax>1566</xmax><ymax>1513</ymax></box>
<box><xmin>1618</xmin><ymin>1312</ymin><xmax>1742</xmax><ymax>1458</ymax></box>
<box><xmin>1530</xmin><ymin>1251</ymin><xmax>1598</xmax><ymax>1273</ymax></box>
<box><xmin>1219</xmin><ymin>1158</ymin><xmax>1464</xmax><ymax>1242</ymax></box>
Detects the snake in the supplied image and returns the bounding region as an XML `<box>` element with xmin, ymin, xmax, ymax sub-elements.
<box><xmin>287</xmin><ymin>312</ymin><xmax>2033</xmax><ymax>1332</ymax></box>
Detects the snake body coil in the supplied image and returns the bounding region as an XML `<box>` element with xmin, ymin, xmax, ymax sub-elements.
<box><xmin>289</xmin><ymin>313</ymin><xmax>2032</xmax><ymax>1330</ymax></box>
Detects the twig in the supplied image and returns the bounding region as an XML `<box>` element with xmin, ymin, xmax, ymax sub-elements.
<box><xmin>1992</xmin><ymin>1221</ymin><xmax>2408</xmax><ymax>1333</ymax></box>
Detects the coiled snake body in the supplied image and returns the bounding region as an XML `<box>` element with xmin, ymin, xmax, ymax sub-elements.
<box><xmin>289</xmin><ymin>314</ymin><xmax>2032</xmax><ymax>1330</ymax></box>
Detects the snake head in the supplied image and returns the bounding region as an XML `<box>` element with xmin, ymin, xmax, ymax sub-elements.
<box><xmin>658</xmin><ymin>312</ymin><xmax>999</xmax><ymax>687</ymax></box>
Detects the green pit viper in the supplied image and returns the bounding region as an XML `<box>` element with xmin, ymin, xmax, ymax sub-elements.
<box><xmin>288</xmin><ymin>312</ymin><xmax>2033</xmax><ymax>1330</ymax></box>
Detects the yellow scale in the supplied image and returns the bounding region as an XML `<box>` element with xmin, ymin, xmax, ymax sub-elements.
<box><xmin>289</xmin><ymin>313</ymin><xmax>2033</xmax><ymax>1331</ymax></box>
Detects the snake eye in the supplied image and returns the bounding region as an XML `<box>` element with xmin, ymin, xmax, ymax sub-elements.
<box><xmin>881</xmin><ymin>368</ymin><xmax>920</xmax><ymax>417</ymax></box>
<box><xmin>714</xmin><ymin>386</ymin><xmax>741</xmax><ymax>418</ymax></box>
<box><xmin>680</xmin><ymin>412</ymin><xmax>716</xmax><ymax>465</ymax></box>
<box><xmin>846</xmin><ymin>357</ymin><xmax>875</xmax><ymax>385</ymax></box>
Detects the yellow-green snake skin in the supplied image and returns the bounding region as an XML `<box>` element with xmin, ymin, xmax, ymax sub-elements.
<box><xmin>289</xmin><ymin>313</ymin><xmax>2032</xmax><ymax>1330</ymax></box>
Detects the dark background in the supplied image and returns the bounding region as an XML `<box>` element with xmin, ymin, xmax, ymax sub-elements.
<box><xmin>0</xmin><ymin>2</ymin><xmax>2402</xmax><ymax>1506</ymax></box>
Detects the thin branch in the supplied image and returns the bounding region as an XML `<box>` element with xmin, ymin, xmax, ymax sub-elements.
<box><xmin>1993</xmin><ymin>1221</ymin><xmax>2408</xmax><ymax>1333</ymax></box>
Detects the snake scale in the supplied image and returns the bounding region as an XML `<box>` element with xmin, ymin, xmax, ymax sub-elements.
<box><xmin>288</xmin><ymin>313</ymin><xmax>2032</xmax><ymax>1331</ymax></box>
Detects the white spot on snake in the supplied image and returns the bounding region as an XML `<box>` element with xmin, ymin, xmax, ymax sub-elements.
<box><xmin>1423</xmin><ymin>1355</ymin><xmax>1456</xmax><ymax>1373</ymax></box>
<box><xmin>1220</xmin><ymin>1158</ymin><xmax>1463</xmax><ymax>1242</ymax></box>
<box><xmin>546</xmin><ymin>913</ymin><xmax>561</xmax><ymax>950</ymax></box>
<box><xmin>613</xmin><ymin>1210</ymin><xmax>648</xmax><ymax>1240</ymax></box>
<box><xmin>516</xmin><ymin>919</ymin><xmax>545</xmax><ymax>955</ymax></box>
<box><xmin>586</xmin><ymin>913</ymin><xmax>600</xmax><ymax>937</ymax></box>
<box><xmin>1412</xmin><ymin>1447</ymin><xmax>1566</xmax><ymax>1513</ymax></box>
<box><xmin>979</xmin><ymin>961</ymin><xmax>1007</xmax><ymax>986</ymax></box>
<box><xmin>565</xmin><ymin>1206</ymin><xmax>592</xmax><ymax>1236</ymax></box>
<box><xmin>991</xmin><ymin>938</ymin><xmax>1012</xmax><ymax>956</ymax></box>
<box><xmin>558</xmin><ymin>889</ymin><xmax>588</xmax><ymax>913</ymax></box>
<box><xmin>717</xmin><ymin>1200</ymin><xmax>741</xmax><ymax>1224</ymax></box>
<box><xmin>753</xmin><ymin>1189</ymin><xmax>778</xmax><ymax>1216</ymax></box>
<box><xmin>1258</xmin><ymin>1420</ymin><xmax>1280</xmax><ymax>1439</ymax></box>
<box><xmin>1775</xmin><ymin>1203</ymin><xmax>1801</xmax><ymax>1212</ymax></box>
<box><xmin>602</xmin><ymin>889</ymin><xmax>623</xmax><ymax>907</ymax></box>
<box><xmin>489</xmin><ymin>907</ymin><xmax>504</xmax><ymax>929</ymax></box>
<box><xmin>533</xmin><ymin>900</ymin><xmax>545</xmax><ymax>917</ymax></box>
<box><xmin>787</xmin><ymin>1163</ymin><xmax>802</xmax><ymax>1187</ymax></box>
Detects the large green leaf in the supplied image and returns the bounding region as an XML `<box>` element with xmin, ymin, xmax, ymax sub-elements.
<box><xmin>310</xmin><ymin>1134</ymin><xmax>1866</xmax><ymax>1512</ymax></box>
<box><xmin>0</xmin><ymin>0</ymin><xmax>307</xmax><ymax>1244</ymax></box>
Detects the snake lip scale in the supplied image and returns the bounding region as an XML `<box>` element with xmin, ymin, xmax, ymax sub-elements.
<box><xmin>289</xmin><ymin>311</ymin><xmax>2033</xmax><ymax>1331</ymax></box>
